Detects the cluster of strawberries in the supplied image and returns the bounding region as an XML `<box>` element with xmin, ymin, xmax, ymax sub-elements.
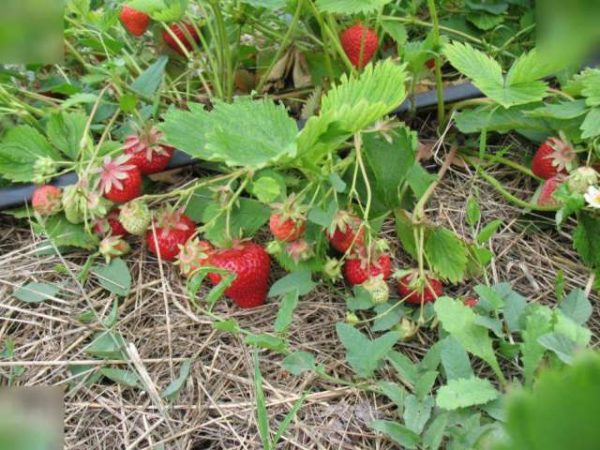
<box><xmin>327</xmin><ymin>211</ymin><xmax>444</xmax><ymax>305</ymax></box>
<box><xmin>531</xmin><ymin>136</ymin><xmax>599</xmax><ymax>206</ymax></box>
<box><xmin>266</xmin><ymin>201</ymin><xmax>445</xmax><ymax>306</ymax></box>
<box><xmin>119</xmin><ymin>5</ymin><xmax>200</xmax><ymax>55</ymax></box>
<box><xmin>30</xmin><ymin>126</ymin><xmax>274</xmax><ymax>309</ymax></box>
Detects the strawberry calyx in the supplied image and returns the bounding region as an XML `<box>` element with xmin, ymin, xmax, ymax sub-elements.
<box><xmin>270</xmin><ymin>193</ymin><xmax>307</xmax><ymax>222</ymax></box>
<box><xmin>545</xmin><ymin>136</ymin><xmax>575</xmax><ymax>174</ymax></box>
<box><xmin>155</xmin><ymin>206</ymin><xmax>194</xmax><ymax>232</ymax></box>
<box><xmin>123</xmin><ymin>126</ymin><xmax>172</xmax><ymax>162</ymax></box>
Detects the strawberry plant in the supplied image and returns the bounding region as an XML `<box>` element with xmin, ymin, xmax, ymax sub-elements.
<box><xmin>0</xmin><ymin>1</ymin><xmax>598</xmax><ymax>448</ymax></box>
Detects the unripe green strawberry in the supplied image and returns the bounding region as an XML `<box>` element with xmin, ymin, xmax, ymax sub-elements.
<box><xmin>119</xmin><ymin>199</ymin><xmax>151</xmax><ymax>235</ymax></box>
<box><xmin>567</xmin><ymin>167</ymin><xmax>599</xmax><ymax>194</ymax></box>
<box><xmin>362</xmin><ymin>275</ymin><xmax>389</xmax><ymax>304</ymax></box>
<box><xmin>99</xmin><ymin>236</ymin><xmax>130</xmax><ymax>262</ymax></box>
<box><xmin>323</xmin><ymin>257</ymin><xmax>342</xmax><ymax>281</ymax></box>
<box><xmin>61</xmin><ymin>185</ymin><xmax>87</xmax><ymax>224</ymax></box>
<box><xmin>346</xmin><ymin>312</ymin><xmax>359</xmax><ymax>325</ymax></box>
<box><xmin>32</xmin><ymin>157</ymin><xmax>57</xmax><ymax>184</ymax></box>
<box><xmin>396</xmin><ymin>318</ymin><xmax>418</xmax><ymax>341</ymax></box>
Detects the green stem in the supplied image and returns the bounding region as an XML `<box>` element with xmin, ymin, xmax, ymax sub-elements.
<box><xmin>426</xmin><ymin>0</ymin><xmax>445</xmax><ymax>126</ymax></box>
<box><xmin>256</xmin><ymin>0</ymin><xmax>305</xmax><ymax>92</ymax></box>
<box><xmin>464</xmin><ymin>159</ymin><xmax>559</xmax><ymax>212</ymax></box>
<box><xmin>380</xmin><ymin>15</ymin><xmax>516</xmax><ymax>59</ymax></box>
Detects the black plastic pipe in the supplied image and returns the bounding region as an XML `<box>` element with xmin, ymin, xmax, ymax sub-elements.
<box><xmin>0</xmin><ymin>81</ymin><xmax>487</xmax><ymax>211</ymax></box>
<box><xmin>4</xmin><ymin>51</ymin><xmax>600</xmax><ymax>213</ymax></box>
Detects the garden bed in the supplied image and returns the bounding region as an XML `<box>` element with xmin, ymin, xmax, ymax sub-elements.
<box><xmin>1</xmin><ymin>1</ymin><xmax>599</xmax><ymax>449</ymax></box>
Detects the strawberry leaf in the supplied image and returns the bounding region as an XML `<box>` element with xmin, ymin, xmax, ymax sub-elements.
<box><xmin>370</xmin><ymin>420</ymin><xmax>419</xmax><ymax>449</ymax></box>
<box><xmin>46</xmin><ymin>111</ymin><xmax>88</xmax><ymax>160</ymax></box>
<box><xmin>0</xmin><ymin>125</ymin><xmax>62</xmax><ymax>182</ymax></box>
<box><xmin>436</xmin><ymin>376</ymin><xmax>499</xmax><ymax>410</ymax></box>
<box><xmin>297</xmin><ymin>60</ymin><xmax>407</xmax><ymax>164</ymax></box>
<box><xmin>336</xmin><ymin>323</ymin><xmax>400</xmax><ymax>378</ymax></box>
<box><xmin>161</xmin><ymin>98</ymin><xmax>298</xmax><ymax>169</ymax></box>
<box><xmin>100</xmin><ymin>368</ymin><xmax>140</xmax><ymax>388</ymax></box>
<box><xmin>433</xmin><ymin>297</ymin><xmax>503</xmax><ymax>379</ymax></box>
<box><xmin>161</xmin><ymin>359</ymin><xmax>192</xmax><ymax>400</ymax></box>
<box><xmin>282</xmin><ymin>351</ymin><xmax>316</xmax><ymax>376</ymax></box>
<box><xmin>444</xmin><ymin>42</ymin><xmax>556</xmax><ymax>108</ymax></box>
<box><xmin>316</xmin><ymin>0</ymin><xmax>393</xmax><ymax>14</ymax></box>
<box><xmin>425</xmin><ymin>227</ymin><xmax>469</xmax><ymax>283</ymax></box>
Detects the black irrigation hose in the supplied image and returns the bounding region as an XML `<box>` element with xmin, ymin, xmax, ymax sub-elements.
<box><xmin>2</xmin><ymin>50</ymin><xmax>600</xmax><ymax>212</ymax></box>
<box><xmin>0</xmin><ymin>82</ymin><xmax>486</xmax><ymax>211</ymax></box>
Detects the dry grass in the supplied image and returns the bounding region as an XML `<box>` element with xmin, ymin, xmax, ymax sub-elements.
<box><xmin>0</xmin><ymin>143</ymin><xmax>598</xmax><ymax>449</ymax></box>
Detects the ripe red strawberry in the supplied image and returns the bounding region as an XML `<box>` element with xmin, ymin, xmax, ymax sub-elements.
<box><xmin>31</xmin><ymin>185</ymin><xmax>62</xmax><ymax>216</ymax></box>
<box><xmin>343</xmin><ymin>245</ymin><xmax>392</xmax><ymax>286</ymax></box>
<box><xmin>207</xmin><ymin>241</ymin><xmax>271</xmax><ymax>308</ymax></box>
<box><xmin>123</xmin><ymin>127</ymin><xmax>174</xmax><ymax>175</ymax></box>
<box><xmin>340</xmin><ymin>23</ymin><xmax>378</xmax><ymax>69</ymax></box>
<box><xmin>269</xmin><ymin>195</ymin><xmax>307</xmax><ymax>242</ymax></box>
<box><xmin>146</xmin><ymin>208</ymin><xmax>196</xmax><ymax>261</ymax></box>
<box><xmin>119</xmin><ymin>5</ymin><xmax>150</xmax><ymax>37</ymax></box>
<box><xmin>97</xmin><ymin>155</ymin><xmax>142</xmax><ymax>203</ymax></box>
<box><xmin>327</xmin><ymin>211</ymin><xmax>365</xmax><ymax>253</ymax></box>
<box><xmin>538</xmin><ymin>176</ymin><xmax>562</xmax><ymax>207</ymax></box>
<box><xmin>397</xmin><ymin>272</ymin><xmax>443</xmax><ymax>305</ymax></box>
<box><xmin>93</xmin><ymin>208</ymin><xmax>128</xmax><ymax>237</ymax></box>
<box><xmin>531</xmin><ymin>137</ymin><xmax>574</xmax><ymax>179</ymax></box>
<box><xmin>425</xmin><ymin>58</ymin><xmax>436</xmax><ymax>70</ymax></box>
<box><xmin>463</xmin><ymin>297</ymin><xmax>478</xmax><ymax>307</ymax></box>
<box><xmin>162</xmin><ymin>23</ymin><xmax>200</xmax><ymax>55</ymax></box>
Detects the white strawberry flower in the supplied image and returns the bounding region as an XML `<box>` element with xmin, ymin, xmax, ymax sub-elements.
<box><xmin>584</xmin><ymin>186</ymin><xmax>600</xmax><ymax>209</ymax></box>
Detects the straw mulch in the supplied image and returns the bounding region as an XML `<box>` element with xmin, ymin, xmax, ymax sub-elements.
<box><xmin>1</xmin><ymin>143</ymin><xmax>598</xmax><ymax>449</ymax></box>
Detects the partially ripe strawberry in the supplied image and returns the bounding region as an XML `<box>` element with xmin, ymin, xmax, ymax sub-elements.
<box><xmin>119</xmin><ymin>5</ymin><xmax>150</xmax><ymax>37</ymax></box>
<box><xmin>285</xmin><ymin>239</ymin><xmax>313</xmax><ymax>263</ymax></box>
<box><xmin>162</xmin><ymin>23</ymin><xmax>200</xmax><ymax>55</ymax></box>
<box><xmin>207</xmin><ymin>241</ymin><xmax>271</xmax><ymax>308</ymax></box>
<box><xmin>340</xmin><ymin>23</ymin><xmax>378</xmax><ymax>69</ymax></box>
<box><xmin>343</xmin><ymin>250</ymin><xmax>391</xmax><ymax>286</ymax></box>
<box><xmin>31</xmin><ymin>185</ymin><xmax>62</xmax><ymax>216</ymax></box>
<box><xmin>97</xmin><ymin>155</ymin><xmax>142</xmax><ymax>203</ymax></box>
<box><xmin>397</xmin><ymin>272</ymin><xmax>443</xmax><ymax>305</ymax></box>
<box><xmin>123</xmin><ymin>127</ymin><xmax>174</xmax><ymax>175</ymax></box>
<box><xmin>269</xmin><ymin>215</ymin><xmax>306</xmax><ymax>242</ymax></box>
<box><xmin>269</xmin><ymin>195</ymin><xmax>307</xmax><ymax>242</ymax></box>
<box><xmin>538</xmin><ymin>176</ymin><xmax>562</xmax><ymax>207</ymax></box>
<box><xmin>93</xmin><ymin>208</ymin><xmax>128</xmax><ymax>237</ymax></box>
<box><xmin>531</xmin><ymin>137</ymin><xmax>574</xmax><ymax>180</ymax></box>
<box><xmin>146</xmin><ymin>208</ymin><xmax>196</xmax><ymax>261</ymax></box>
<box><xmin>327</xmin><ymin>211</ymin><xmax>365</xmax><ymax>253</ymax></box>
<box><xmin>463</xmin><ymin>297</ymin><xmax>478</xmax><ymax>307</ymax></box>
<box><xmin>175</xmin><ymin>238</ymin><xmax>213</xmax><ymax>278</ymax></box>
